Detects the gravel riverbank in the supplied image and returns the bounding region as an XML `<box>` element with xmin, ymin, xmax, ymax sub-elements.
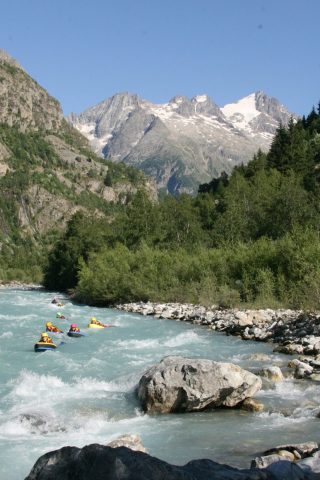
<box><xmin>0</xmin><ymin>281</ymin><xmax>43</xmax><ymax>290</ymax></box>
<box><xmin>117</xmin><ymin>302</ymin><xmax>320</xmax><ymax>375</ymax></box>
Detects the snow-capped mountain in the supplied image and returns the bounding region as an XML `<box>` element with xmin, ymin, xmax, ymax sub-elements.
<box><xmin>69</xmin><ymin>91</ymin><xmax>295</xmax><ymax>194</ymax></box>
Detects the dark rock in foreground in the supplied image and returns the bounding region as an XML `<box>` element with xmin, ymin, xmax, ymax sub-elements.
<box><xmin>138</xmin><ymin>356</ymin><xmax>262</xmax><ymax>413</ymax></box>
<box><xmin>25</xmin><ymin>443</ymin><xmax>319</xmax><ymax>480</ymax></box>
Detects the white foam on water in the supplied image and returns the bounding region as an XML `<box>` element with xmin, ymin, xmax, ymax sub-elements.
<box><xmin>0</xmin><ymin>314</ymin><xmax>37</xmax><ymax>321</ymax></box>
<box><xmin>229</xmin><ymin>353</ymin><xmax>248</xmax><ymax>363</ymax></box>
<box><xmin>163</xmin><ymin>330</ymin><xmax>201</xmax><ymax>347</ymax></box>
<box><xmin>5</xmin><ymin>370</ymin><xmax>135</xmax><ymax>411</ymax></box>
<box><xmin>0</xmin><ymin>401</ymin><xmax>151</xmax><ymax>443</ymax></box>
<box><xmin>73</xmin><ymin>376</ymin><xmax>134</xmax><ymax>393</ymax></box>
<box><xmin>257</xmin><ymin>410</ymin><xmax>313</xmax><ymax>427</ymax></box>
<box><xmin>0</xmin><ymin>418</ymin><xmax>31</xmax><ymax>436</ymax></box>
<box><xmin>259</xmin><ymin>379</ymin><xmax>317</xmax><ymax>401</ymax></box>
<box><xmin>12</xmin><ymin>295</ymin><xmax>48</xmax><ymax>306</ymax></box>
<box><xmin>7</xmin><ymin>371</ymin><xmax>65</xmax><ymax>399</ymax></box>
<box><xmin>86</xmin><ymin>357</ymin><xmax>106</xmax><ymax>368</ymax></box>
<box><xmin>114</xmin><ymin>338</ymin><xmax>160</xmax><ymax>349</ymax></box>
<box><xmin>291</xmin><ymin>404</ymin><xmax>319</xmax><ymax>419</ymax></box>
<box><xmin>0</xmin><ymin>410</ymin><xmax>68</xmax><ymax>438</ymax></box>
<box><xmin>52</xmin><ymin>354</ymin><xmax>85</xmax><ymax>371</ymax></box>
<box><xmin>0</xmin><ymin>331</ymin><xmax>13</xmax><ymax>338</ymax></box>
<box><xmin>129</xmin><ymin>359</ymin><xmax>146</xmax><ymax>366</ymax></box>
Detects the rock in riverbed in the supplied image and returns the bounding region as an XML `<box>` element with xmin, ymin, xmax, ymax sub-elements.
<box><xmin>137</xmin><ymin>356</ymin><xmax>262</xmax><ymax>413</ymax></box>
<box><xmin>258</xmin><ymin>366</ymin><xmax>284</xmax><ymax>382</ymax></box>
<box><xmin>107</xmin><ymin>433</ymin><xmax>147</xmax><ymax>452</ymax></box>
<box><xmin>252</xmin><ymin>441</ymin><xmax>320</xmax><ymax>478</ymax></box>
<box><xmin>241</xmin><ymin>398</ymin><xmax>264</xmax><ymax>412</ymax></box>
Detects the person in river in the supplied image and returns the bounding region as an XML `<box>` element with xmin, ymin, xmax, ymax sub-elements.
<box><xmin>51</xmin><ymin>297</ymin><xmax>64</xmax><ymax>307</ymax></box>
<box><xmin>69</xmin><ymin>323</ymin><xmax>80</xmax><ymax>333</ymax></box>
<box><xmin>46</xmin><ymin>321</ymin><xmax>63</xmax><ymax>333</ymax></box>
<box><xmin>56</xmin><ymin>312</ymin><xmax>65</xmax><ymax>319</ymax></box>
<box><xmin>39</xmin><ymin>332</ymin><xmax>53</xmax><ymax>344</ymax></box>
<box><xmin>90</xmin><ymin>316</ymin><xmax>106</xmax><ymax>327</ymax></box>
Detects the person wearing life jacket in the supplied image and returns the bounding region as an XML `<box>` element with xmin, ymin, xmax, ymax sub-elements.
<box><xmin>46</xmin><ymin>321</ymin><xmax>63</xmax><ymax>333</ymax></box>
<box><xmin>90</xmin><ymin>316</ymin><xmax>105</xmax><ymax>327</ymax></box>
<box><xmin>56</xmin><ymin>312</ymin><xmax>65</xmax><ymax>319</ymax></box>
<box><xmin>69</xmin><ymin>323</ymin><xmax>80</xmax><ymax>333</ymax></box>
<box><xmin>39</xmin><ymin>332</ymin><xmax>53</xmax><ymax>344</ymax></box>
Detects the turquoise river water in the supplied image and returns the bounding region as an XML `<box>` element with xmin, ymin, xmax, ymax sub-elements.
<box><xmin>1</xmin><ymin>288</ymin><xmax>320</xmax><ymax>479</ymax></box>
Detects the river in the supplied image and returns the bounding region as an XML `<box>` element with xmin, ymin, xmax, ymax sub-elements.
<box><xmin>0</xmin><ymin>288</ymin><xmax>319</xmax><ymax>479</ymax></box>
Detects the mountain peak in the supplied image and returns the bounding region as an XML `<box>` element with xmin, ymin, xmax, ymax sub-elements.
<box><xmin>0</xmin><ymin>50</ymin><xmax>62</xmax><ymax>131</ymax></box>
<box><xmin>222</xmin><ymin>93</ymin><xmax>259</xmax><ymax>124</ymax></box>
<box><xmin>169</xmin><ymin>95</ymin><xmax>191</xmax><ymax>105</ymax></box>
<box><xmin>253</xmin><ymin>91</ymin><xmax>295</xmax><ymax>122</ymax></box>
<box><xmin>193</xmin><ymin>94</ymin><xmax>209</xmax><ymax>103</ymax></box>
<box><xmin>221</xmin><ymin>91</ymin><xmax>296</xmax><ymax>135</ymax></box>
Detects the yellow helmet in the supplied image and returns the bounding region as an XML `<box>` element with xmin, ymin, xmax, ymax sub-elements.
<box><xmin>41</xmin><ymin>332</ymin><xmax>48</xmax><ymax>337</ymax></box>
<box><xmin>91</xmin><ymin>317</ymin><xmax>96</xmax><ymax>321</ymax></box>
<box><xmin>46</xmin><ymin>322</ymin><xmax>52</xmax><ymax>327</ymax></box>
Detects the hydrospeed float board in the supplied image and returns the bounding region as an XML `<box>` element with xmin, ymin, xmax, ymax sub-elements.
<box><xmin>34</xmin><ymin>342</ymin><xmax>57</xmax><ymax>352</ymax></box>
<box><xmin>67</xmin><ymin>331</ymin><xmax>85</xmax><ymax>337</ymax></box>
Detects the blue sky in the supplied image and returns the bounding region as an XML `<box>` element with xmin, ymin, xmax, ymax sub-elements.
<box><xmin>1</xmin><ymin>0</ymin><xmax>319</xmax><ymax>115</ymax></box>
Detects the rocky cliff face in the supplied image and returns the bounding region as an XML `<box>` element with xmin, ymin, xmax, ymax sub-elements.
<box><xmin>70</xmin><ymin>91</ymin><xmax>296</xmax><ymax>194</ymax></box>
<box><xmin>0</xmin><ymin>51</ymin><xmax>154</xmax><ymax>244</ymax></box>
<box><xmin>0</xmin><ymin>50</ymin><xmax>62</xmax><ymax>132</ymax></box>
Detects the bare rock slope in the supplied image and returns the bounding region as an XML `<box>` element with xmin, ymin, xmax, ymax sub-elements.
<box><xmin>70</xmin><ymin>91</ymin><xmax>296</xmax><ymax>194</ymax></box>
<box><xmin>0</xmin><ymin>51</ymin><xmax>153</xmax><ymax>241</ymax></box>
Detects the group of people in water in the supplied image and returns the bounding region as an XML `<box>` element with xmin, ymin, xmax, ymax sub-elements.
<box><xmin>38</xmin><ymin>322</ymin><xmax>80</xmax><ymax>344</ymax></box>
<box><xmin>37</xmin><ymin>303</ymin><xmax>109</xmax><ymax>345</ymax></box>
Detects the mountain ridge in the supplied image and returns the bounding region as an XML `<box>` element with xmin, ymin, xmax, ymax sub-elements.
<box><xmin>70</xmin><ymin>91</ymin><xmax>296</xmax><ymax>194</ymax></box>
<box><xmin>0</xmin><ymin>52</ymin><xmax>155</xmax><ymax>281</ymax></box>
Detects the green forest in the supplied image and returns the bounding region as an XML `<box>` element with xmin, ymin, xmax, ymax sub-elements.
<box><xmin>42</xmin><ymin>105</ymin><xmax>320</xmax><ymax>309</ymax></box>
<box><xmin>0</xmin><ymin>121</ymin><xmax>146</xmax><ymax>283</ymax></box>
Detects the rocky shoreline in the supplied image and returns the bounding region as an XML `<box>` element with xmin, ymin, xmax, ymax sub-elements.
<box><xmin>117</xmin><ymin>302</ymin><xmax>320</xmax><ymax>379</ymax></box>
<box><xmin>0</xmin><ymin>281</ymin><xmax>43</xmax><ymax>290</ymax></box>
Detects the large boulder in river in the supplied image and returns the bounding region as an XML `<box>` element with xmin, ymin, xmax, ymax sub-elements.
<box><xmin>25</xmin><ymin>443</ymin><xmax>312</xmax><ymax>480</ymax></box>
<box><xmin>137</xmin><ymin>356</ymin><xmax>262</xmax><ymax>413</ymax></box>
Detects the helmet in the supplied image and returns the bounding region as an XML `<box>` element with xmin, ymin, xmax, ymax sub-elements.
<box><xmin>71</xmin><ymin>323</ymin><xmax>77</xmax><ymax>328</ymax></box>
<box><xmin>46</xmin><ymin>322</ymin><xmax>52</xmax><ymax>327</ymax></box>
<box><xmin>91</xmin><ymin>317</ymin><xmax>96</xmax><ymax>321</ymax></box>
<box><xmin>41</xmin><ymin>332</ymin><xmax>48</xmax><ymax>337</ymax></box>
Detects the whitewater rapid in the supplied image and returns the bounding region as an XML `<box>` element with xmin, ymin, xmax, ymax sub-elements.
<box><xmin>0</xmin><ymin>288</ymin><xmax>319</xmax><ymax>479</ymax></box>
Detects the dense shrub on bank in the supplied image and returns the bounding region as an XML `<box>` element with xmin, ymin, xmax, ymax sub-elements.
<box><xmin>0</xmin><ymin>239</ymin><xmax>44</xmax><ymax>283</ymax></box>
<box><xmin>74</xmin><ymin>229</ymin><xmax>320</xmax><ymax>309</ymax></box>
